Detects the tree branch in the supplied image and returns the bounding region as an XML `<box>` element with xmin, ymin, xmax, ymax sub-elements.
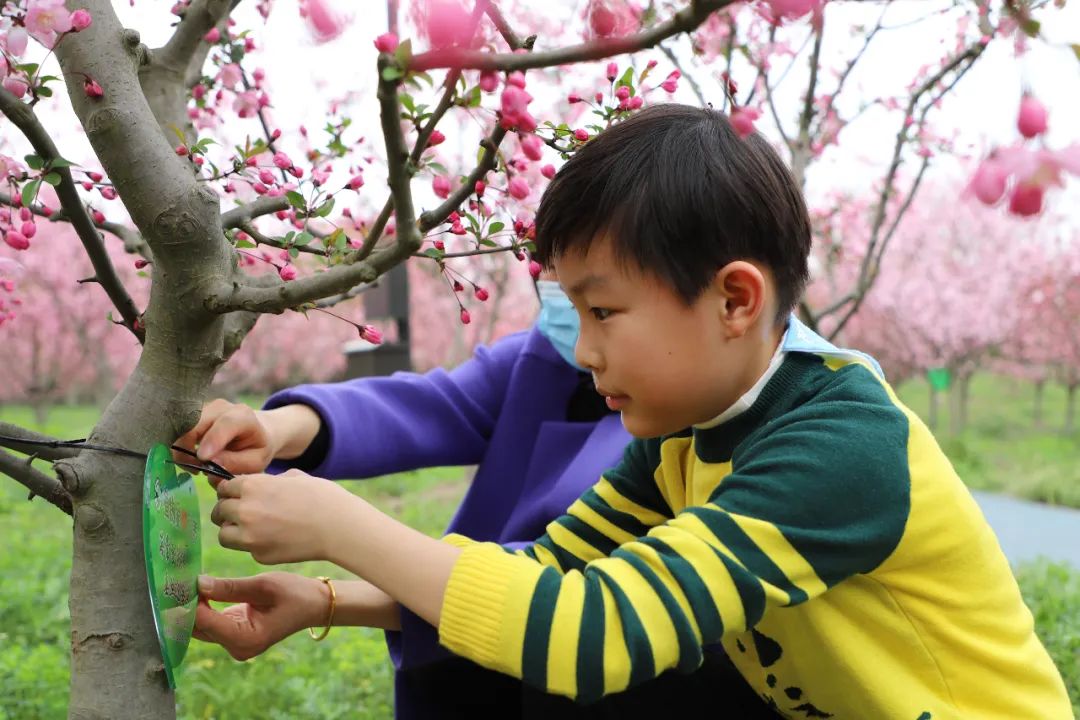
<box><xmin>240</xmin><ymin>221</ymin><xmax>326</xmax><ymax>256</ymax></box>
<box><xmin>314</xmin><ymin>281</ymin><xmax>378</xmax><ymax>309</ymax></box>
<box><xmin>406</xmin><ymin>0</ymin><xmax>734</xmax><ymax>72</ymax></box>
<box><xmin>0</xmin><ymin>88</ymin><xmax>144</xmax><ymax>341</ymax></box>
<box><xmin>157</xmin><ymin>0</ymin><xmax>233</xmax><ymax>72</ymax></box>
<box><xmin>417</xmin><ymin>126</ymin><xmax>507</xmax><ymax>233</ymax></box>
<box><xmin>0</xmin><ymin>423</ymin><xmax>81</xmax><ymax>461</ymax></box>
<box><xmin>220</xmin><ymin>196</ymin><xmax>291</xmax><ymax>229</ymax></box>
<box><xmin>0</xmin><ymin>447</ymin><xmax>73</xmax><ymax>515</ymax></box>
<box><xmin>485</xmin><ymin>2</ymin><xmax>526</xmax><ymax>50</ymax></box>
<box><xmin>0</xmin><ymin>191</ymin><xmax>151</xmax><ymax>258</ymax></box>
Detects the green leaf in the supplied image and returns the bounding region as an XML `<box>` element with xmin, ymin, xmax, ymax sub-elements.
<box><xmin>286</xmin><ymin>190</ymin><xmax>306</xmax><ymax>210</ymax></box>
<box><xmin>421</xmin><ymin>247</ymin><xmax>444</xmax><ymax>259</ymax></box>
<box><xmin>315</xmin><ymin>198</ymin><xmax>335</xmax><ymax>217</ymax></box>
<box><xmin>427</xmin><ymin>161</ymin><xmax>447</xmax><ymax>175</ymax></box>
<box><xmin>616</xmin><ymin>66</ymin><xmax>634</xmax><ymax>90</ymax></box>
<box><xmin>21</xmin><ymin>179</ymin><xmax>40</xmax><ymax>207</ymax></box>
<box><xmin>15</xmin><ymin>63</ymin><xmax>39</xmax><ymax>76</ymax></box>
<box><xmin>294</xmin><ymin>231</ymin><xmax>315</xmax><ymax>246</ymax></box>
<box><xmin>479</xmin><ymin>237</ymin><xmax>497</xmax><ymax>247</ymax></box>
<box><xmin>333</xmin><ymin>231</ymin><xmax>348</xmax><ymax>252</ymax></box>
<box><xmin>42</xmin><ymin>172</ymin><xmax>61</xmax><ymax>187</ymax></box>
<box><xmin>235</xmin><ymin>239</ymin><xmax>256</xmax><ymax>249</ymax></box>
<box><xmin>488</xmin><ymin>221</ymin><xmax>505</xmax><ymax>234</ymax></box>
<box><xmin>48</xmin><ymin>157</ymin><xmax>76</xmax><ymax>169</ymax></box>
<box><xmin>1071</xmin><ymin>44</ymin><xmax>1080</xmax><ymax>62</ymax></box>
<box><xmin>464</xmin><ymin>85</ymin><xmax>482</xmax><ymax>108</ymax></box>
<box><xmin>24</xmin><ymin>155</ymin><xmax>44</xmax><ymax>170</ymax></box>
<box><xmin>400</xmin><ymin>93</ymin><xmax>416</xmax><ymax>114</ymax></box>
<box><xmin>36</xmin><ymin>86</ymin><xmax>53</xmax><ymax>98</ymax></box>
<box><xmin>394</xmin><ymin>38</ymin><xmax>413</xmax><ymax>64</ymax></box>
<box><xmin>381</xmin><ymin>65</ymin><xmax>405</xmax><ymax>82</ymax></box>
<box><xmin>288</xmin><ymin>247</ymin><xmax>300</xmax><ymax>259</ymax></box>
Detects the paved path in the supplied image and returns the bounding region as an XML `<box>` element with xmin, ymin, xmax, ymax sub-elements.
<box><xmin>973</xmin><ymin>491</ymin><xmax>1080</xmax><ymax>569</ymax></box>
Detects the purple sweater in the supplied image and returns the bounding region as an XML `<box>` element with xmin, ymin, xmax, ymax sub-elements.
<box><xmin>264</xmin><ymin>328</ymin><xmax>631</xmax><ymax>702</ymax></box>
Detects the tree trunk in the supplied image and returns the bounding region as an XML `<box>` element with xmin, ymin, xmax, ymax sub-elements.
<box><xmin>959</xmin><ymin>373</ymin><xmax>972</xmax><ymax>434</ymax></box>
<box><xmin>1065</xmin><ymin>383</ymin><xmax>1078</xmax><ymax>436</ymax></box>
<box><xmin>54</xmin><ymin>4</ymin><xmax>239</xmax><ymax>716</ymax></box>
<box><xmin>1033</xmin><ymin>379</ymin><xmax>1045</xmax><ymax>429</ymax></box>
<box><xmin>948</xmin><ymin>372</ymin><xmax>970</xmax><ymax>437</ymax></box>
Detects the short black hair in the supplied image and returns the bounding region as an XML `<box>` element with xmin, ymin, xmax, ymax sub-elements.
<box><xmin>534</xmin><ymin>103</ymin><xmax>811</xmax><ymax>323</ymax></box>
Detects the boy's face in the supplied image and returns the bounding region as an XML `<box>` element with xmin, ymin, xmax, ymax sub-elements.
<box><xmin>555</xmin><ymin>236</ymin><xmax>774</xmax><ymax>438</ymax></box>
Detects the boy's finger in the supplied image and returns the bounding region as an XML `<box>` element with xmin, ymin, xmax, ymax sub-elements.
<box><xmin>174</xmin><ymin>401</ymin><xmax>232</xmax><ymax>459</ymax></box>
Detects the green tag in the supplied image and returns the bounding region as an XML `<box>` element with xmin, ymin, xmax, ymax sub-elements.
<box><xmin>143</xmin><ymin>443</ymin><xmax>202</xmax><ymax>689</ymax></box>
<box><xmin>927</xmin><ymin>367</ymin><xmax>951</xmax><ymax>391</ymax></box>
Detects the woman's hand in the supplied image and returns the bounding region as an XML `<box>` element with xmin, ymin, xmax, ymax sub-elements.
<box><xmin>174</xmin><ymin>400</ymin><xmax>323</xmax><ymax>477</ymax></box>
<box><xmin>210</xmin><ymin>469</ymin><xmax>356</xmax><ymax>564</ymax></box>
<box><xmin>193</xmin><ymin>572</ymin><xmax>328</xmax><ymax>661</ymax></box>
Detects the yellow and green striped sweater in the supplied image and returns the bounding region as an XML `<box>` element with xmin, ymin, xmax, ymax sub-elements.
<box><xmin>438</xmin><ymin>351</ymin><xmax>1072</xmax><ymax>719</ymax></box>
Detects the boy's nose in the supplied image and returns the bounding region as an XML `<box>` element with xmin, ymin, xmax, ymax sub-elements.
<box><xmin>574</xmin><ymin>336</ymin><xmax>602</xmax><ymax>373</ymax></box>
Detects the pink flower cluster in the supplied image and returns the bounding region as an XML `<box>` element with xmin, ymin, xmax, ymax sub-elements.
<box><xmin>0</xmin><ymin>0</ymin><xmax>92</xmax><ymax>98</ymax></box>
<box><xmin>969</xmin><ymin>95</ymin><xmax>1078</xmax><ymax>217</ymax></box>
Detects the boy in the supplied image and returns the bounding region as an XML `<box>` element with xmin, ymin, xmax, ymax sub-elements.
<box><xmin>206</xmin><ymin>104</ymin><xmax>1072</xmax><ymax>718</ymax></box>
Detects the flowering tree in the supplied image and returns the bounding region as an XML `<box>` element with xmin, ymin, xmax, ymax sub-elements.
<box><xmin>0</xmin><ymin>0</ymin><xmax>1075</xmax><ymax>716</ymax></box>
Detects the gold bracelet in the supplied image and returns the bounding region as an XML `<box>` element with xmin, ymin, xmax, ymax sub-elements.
<box><xmin>308</xmin><ymin>576</ymin><xmax>336</xmax><ymax>642</ymax></box>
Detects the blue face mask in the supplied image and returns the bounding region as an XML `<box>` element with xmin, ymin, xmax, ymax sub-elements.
<box><xmin>535</xmin><ymin>281</ymin><xmax>585</xmax><ymax>371</ymax></box>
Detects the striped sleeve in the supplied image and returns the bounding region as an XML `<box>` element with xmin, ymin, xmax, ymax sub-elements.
<box><xmin>438</xmin><ymin>404</ymin><xmax>911</xmax><ymax>702</ymax></box>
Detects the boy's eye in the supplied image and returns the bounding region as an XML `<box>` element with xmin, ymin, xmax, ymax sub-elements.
<box><xmin>590</xmin><ymin>307</ymin><xmax>612</xmax><ymax>321</ymax></box>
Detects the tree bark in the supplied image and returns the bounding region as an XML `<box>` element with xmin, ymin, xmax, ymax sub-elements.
<box><xmin>928</xmin><ymin>384</ymin><xmax>939</xmax><ymax>432</ymax></box>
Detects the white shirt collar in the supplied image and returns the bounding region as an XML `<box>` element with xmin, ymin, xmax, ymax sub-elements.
<box><xmin>693</xmin><ymin>334</ymin><xmax>787</xmax><ymax>430</ymax></box>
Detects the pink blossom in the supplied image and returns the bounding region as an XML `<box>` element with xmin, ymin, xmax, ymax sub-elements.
<box><xmin>25</xmin><ymin>0</ymin><xmax>72</xmax><ymax>48</ymax></box>
<box><xmin>594</xmin><ymin>91</ymin><xmax>603</xmax><ymax>103</ymax></box>
<box><xmin>474</xmin><ymin>180</ymin><xmax>486</xmax><ymax>196</ymax></box>
<box><xmin>474</xmin><ymin>286</ymin><xmax>489</xmax><ymax>301</ymax></box>
<box><xmin>629</xmin><ymin>96</ymin><xmax>643</xmax><ymax>110</ymax></box>
<box><xmin>730</xmin><ymin>106</ymin><xmax>761</xmax><ymax>138</ymax></box>
<box><xmin>508</xmin><ymin>176</ymin><xmax>530</xmax><ymax>200</ymax></box>
<box><xmin>433</xmin><ymin>175</ymin><xmax>451</xmax><ymax>199</ymax></box>
<box><xmin>273</xmin><ymin>151</ymin><xmax>293</xmax><ymax>169</ymax></box>
<box><xmin>4</xmin><ymin>230</ymin><xmax>29</xmax><ymax>251</ymax></box>
<box><xmin>258</xmin><ymin>169</ymin><xmax>276</xmax><ymax>185</ymax></box>
<box><xmin>428</xmin><ymin>129</ymin><xmax>446</xmax><ymax>147</ymax></box>
<box><xmin>0</xmin><ymin>155</ymin><xmax>24</xmax><ymax>180</ymax></box>
<box><xmin>606</xmin><ymin>62</ymin><xmax>618</xmax><ymax>81</ymax></box>
<box><xmin>70</xmin><ymin>9</ymin><xmax>92</xmax><ymax>32</ymax></box>
<box><xmin>3</xmin><ymin>75</ymin><xmax>29</xmax><ymax>99</ymax></box>
<box><xmin>521</xmin><ymin>134</ymin><xmax>544</xmax><ymax>162</ymax></box>
<box><xmin>6</xmin><ymin>27</ymin><xmax>28</xmax><ymax>56</ymax></box>
<box><xmin>478</xmin><ymin>71</ymin><xmax>498</xmax><ymax>93</ymax></box>
<box><xmin>1017</xmin><ymin>94</ymin><xmax>1048</xmax><ymax>139</ymax></box>
<box><xmin>278</xmin><ymin>264</ymin><xmax>298</xmax><ymax>281</ymax></box>
<box><xmin>529</xmin><ymin>260</ymin><xmax>542</xmax><ymax>280</ymax></box>
<box><xmin>763</xmin><ymin>0</ymin><xmax>823</xmax><ymax>23</ymax></box>
<box><xmin>204</xmin><ymin>27</ymin><xmax>221</xmax><ymax>43</ymax></box>
<box><xmin>233</xmin><ymin>90</ymin><xmax>260</xmax><ymax>118</ymax></box>
<box><xmin>500</xmin><ymin>85</ymin><xmax>537</xmax><ymax>132</ymax></box>
<box><xmin>20</xmin><ymin>222</ymin><xmax>36</xmax><ymax>239</ymax></box>
<box><xmin>218</xmin><ymin>63</ymin><xmax>243</xmax><ymax>89</ymax></box>
<box><xmin>541</xmin><ymin>164</ymin><xmax>556</xmax><ymax>179</ymax></box>
<box><xmin>100</xmin><ymin>186</ymin><xmax>118</xmax><ymax>200</ymax></box>
<box><xmin>1008</xmin><ymin>183</ymin><xmax>1043</xmax><ymax>217</ymax></box>
<box><xmin>19</xmin><ymin>208</ymin><xmax>31</xmax><ymax>222</ymax></box>
<box><xmin>969</xmin><ymin>158</ymin><xmax>1008</xmax><ymax>205</ymax></box>
<box><xmin>568</xmin><ymin>93</ymin><xmax>583</xmax><ymax>104</ymax></box>
<box><xmin>91</xmin><ymin>209</ymin><xmax>105</xmax><ymax>224</ymax></box>
<box><xmin>301</xmin><ymin>0</ymin><xmax>346</xmax><ymax>43</ymax></box>
<box><xmin>374</xmin><ymin>32</ymin><xmax>399</xmax><ymax>53</ymax></box>
<box><xmin>310</xmin><ymin>166</ymin><xmax>330</xmax><ymax>186</ymax></box>
<box><xmin>615</xmin><ymin>86</ymin><xmax>630</xmax><ymax>101</ymax></box>
<box><xmin>424</xmin><ymin>0</ymin><xmax>474</xmax><ymax>49</ymax></box>
<box><xmin>348</xmin><ymin>174</ymin><xmax>364</xmax><ymax>190</ymax></box>
<box><xmin>135</xmin><ymin>258</ymin><xmax>149</xmax><ymax>269</ymax></box>
<box><xmin>460</xmin><ymin>308</ymin><xmax>471</xmax><ymax>325</ymax></box>
<box><xmin>83</xmin><ymin>77</ymin><xmax>103</xmax><ymax>98</ymax></box>
<box><xmin>360</xmin><ymin>324</ymin><xmax>383</xmax><ymax>345</ymax></box>
<box><xmin>661</xmin><ymin>70</ymin><xmax>680</xmax><ymax>94</ymax></box>
<box><xmin>573</xmin><ymin>128</ymin><xmax>589</xmax><ymax>142</ymax></box>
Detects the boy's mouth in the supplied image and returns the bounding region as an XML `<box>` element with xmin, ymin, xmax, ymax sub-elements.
<box><xmin>595</xmin><ymin>385</ymin><xmax>629</xmax><ymax>411</ymax></box>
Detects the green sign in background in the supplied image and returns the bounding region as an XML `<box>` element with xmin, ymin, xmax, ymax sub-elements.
<box><xmin>142</xmin><ymin>443</ymin><xmax>202</xmax><ymax>689</ymax></box>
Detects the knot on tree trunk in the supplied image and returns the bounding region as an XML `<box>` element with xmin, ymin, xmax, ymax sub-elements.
<box><xmin>75</xmin><ymin>503</ymin><xmax>113</xmax><ymax>541</ymax></box>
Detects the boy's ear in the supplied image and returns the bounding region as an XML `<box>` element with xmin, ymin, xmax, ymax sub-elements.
<box><xmin>713</xmin><ymin>261</ymin><xmax>771</xmax><ymax>339</ymax></box>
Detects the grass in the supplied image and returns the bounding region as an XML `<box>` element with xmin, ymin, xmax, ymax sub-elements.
<box><xmin>0</xmin><ymin>372</ymin><xmax>1078</xmax><ymax>716</ymax></box>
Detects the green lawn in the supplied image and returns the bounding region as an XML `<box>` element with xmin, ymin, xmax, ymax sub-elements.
<box><xmin>0</xmin><ymin>372</ymin><xmax>1078</xmax><ymax>717</ymax></box>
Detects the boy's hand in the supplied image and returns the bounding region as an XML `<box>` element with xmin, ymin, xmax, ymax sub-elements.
<box><xmin>210</xmin><ymin>469</ymin><xmax>354</xmax><ymax>564</ymax></box>
<box><xmin>193</xmin><ymin>572</ymin><xmax>327</xmax><ymax>660</ymax></box>
<box><xmin>174</xmin><ymin>399</ymin><xmax>277</xmax><ymax>476</ymax></box>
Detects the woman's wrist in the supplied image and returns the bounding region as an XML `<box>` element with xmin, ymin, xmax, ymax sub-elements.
<box><xmin>259</xmin><ymin>404</ymin><xmax>322</xmax><ymax>460</ymax></box>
